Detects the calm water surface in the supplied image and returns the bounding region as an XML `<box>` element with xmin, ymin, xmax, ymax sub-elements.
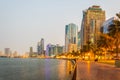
<box><xmin>0</xmin><ymin>58</ymin><xmax>72</xmax><ymax>80</ymax></box>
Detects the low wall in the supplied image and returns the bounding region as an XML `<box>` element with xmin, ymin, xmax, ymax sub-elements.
<box><xmin>67</xmin><ymin>59</ymin><xmax>77</xmax><ymax>80</ymax></box>
<box><xmin>72</xmin><ymin>63</ymin><xmax>77</xmax><ymax>80</ymax></box>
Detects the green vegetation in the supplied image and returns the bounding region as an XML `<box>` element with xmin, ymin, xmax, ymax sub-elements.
<box><xmin>108</xmin><ymin>13</ymin><xmax>120</xmax><ymax>57</ymax></box>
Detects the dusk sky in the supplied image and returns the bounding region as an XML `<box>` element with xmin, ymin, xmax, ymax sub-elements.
<box><xmin>0</xmin><ymin>0</ymin><xmax>119</xmax><ymax>54</ymax></box>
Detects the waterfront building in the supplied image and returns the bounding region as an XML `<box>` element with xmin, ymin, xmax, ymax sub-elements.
<box><xmin>46</xmin><ymin>44</ymin><xmax>64</xmax><ymax>56</ymax></box>
<box><xmin>81</xmin><ymin>5</ymin><xmax>105</xmax><ymax>48</ymax></box>
<box><xmin>65</xmin><ymin>23</ymin><xmax>78</xmax><ymax>52</ymax></box>
<box><xmin>102</xmin><ymin>17</ymin><xmax>116</xmax><ymax>33</ymax></box>
<box><xmin>37</xmin><ymin>42</ymin><xmax>40</xmax><ymax>54</ymax></box>
<box><xmin>62</xmin><ymin>46</ymin><xmax>65</xmax><ymax>53</ymax></box>
<box><xmin>101</xmin><ymin>17</ymin><xmax>120</xmax><ymax>59</ymax></box>
<box><xmin>13</xmin><ymin>51</ymin><xmax>18</xmax><ymax>58</ymax></box>
<box><xmin>78</xmin><ymin>31</ymin><xmax>81</xmax><ymax>50</ymax></box>
<box><xmin>29</xmin><ymin>47</ymin><xmax>33</xmax><ymax>57</ymax></box>
<box><xmin>46</xmin><ymin>44</ymin><xmax>55</xmax><ymax>56</ymax></box>
<box><xmin>68</xmin><ymin>43</ymin><xmax>77</xmax><ymax>53</ymax></box>
<box><xmin>57</xmin><ymin>45</ymin><xmax>64</xmax><ymax>54</ymax></box>
<box><xmin>37</xmin><ymin>38</ymin><xmax>44</xmax><ymax>55</ymax></box>
<box><xmin>4</xmin><ymin>48</ymin><xmax>11</xmax><ymax>57</ymax></box>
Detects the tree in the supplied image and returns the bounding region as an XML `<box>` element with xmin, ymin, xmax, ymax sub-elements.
<box><xmin>108</xmin><ymin>13</ymin><xmax>120</xmax><ymax>57</ymax></box>
<box><xmin>97</xmin><ymin>33</ymin><xmax>114</xmax><ymax>59</ymax></box>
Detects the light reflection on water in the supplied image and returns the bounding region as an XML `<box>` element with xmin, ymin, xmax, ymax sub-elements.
<box><xmin>0</xmin><ymin>58</ymin><xmax>71</xmax><ymax>80</ymax></box>
<box><xmin>58</xmin><ymin>59</ymin><xmax>66</xmax><ymax>79</ymax></box>
<box><xmin>66</xmin><ymin>60</ymin><xmax>72</xmax><ymax>75</ymax></box>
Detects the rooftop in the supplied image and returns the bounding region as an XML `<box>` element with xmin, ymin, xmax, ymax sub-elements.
<box><xmin>88</xmin><ymin>5</ymin><xmax>102</xmax><ymax>11</ymax></box>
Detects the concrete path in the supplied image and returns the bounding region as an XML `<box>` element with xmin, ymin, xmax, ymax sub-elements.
<box><xmin>76</xmin><ymin>60</ymin><xmax>120</xmax><ymax>80</ymax></box>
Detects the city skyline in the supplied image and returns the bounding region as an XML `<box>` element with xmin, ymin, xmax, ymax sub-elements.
<box><xmin>0</xmin><ymin>0</ymin><xmax>120</xmax><ymax>54</ymax></box>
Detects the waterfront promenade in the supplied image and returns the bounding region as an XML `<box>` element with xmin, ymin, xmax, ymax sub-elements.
<box><xmin>76</xmin><ymin>60</ymin><xmax>120</xmax><ymax>80</ymax></box>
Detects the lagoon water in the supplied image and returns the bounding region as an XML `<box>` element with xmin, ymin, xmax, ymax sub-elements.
<box><xmin>0</xmin><ymin>58</ymin><xmax>72</xmax><ymax>80</ymax></box>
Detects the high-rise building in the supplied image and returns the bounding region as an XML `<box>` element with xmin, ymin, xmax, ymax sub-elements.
<box><xmin>81</xmin><ymin>5</ymin><xmax>105</xmax><ymax>48</ymax></box>
<box><xmin>37</xmin><ymin>38</ymin><xmax>44</xmax><ymax>55</ymax></box>
<box><xmin>65</xmin><ymin>23</ymin><xmax>78</xmax><ymax>52</ymax></box>
<box><xmin>68</xmin><ymin>43</ymin><xmax>77</xmax><ymax>53</ymax></box>
<box><xmin>102</xmin><ymin>17</ymin><xmax>116</xmax><ymax>33</ymax></box>
<box><xmin>78</xmin><ymin>31</ymin><xmax>81</xmax><ymax>50</ymax></box>
<box><xmin>4</xmin><ymin>48</ymin><xmax>11</xmax><ymax>56</ymax></box>
<box><xmin>46</xmin><ymin>44</ymin><xmax>55</xmax><ymax>56</ymax></box>
<box><xmin>29</xmin><ymin>47</ymin><xmax>33</xmax><ymax>57</ymax></box>
<box><xmin>56</xmin><ymin>44</ymin><xmax>64</xmax><ymax>55</ymax></box>
<box><xmin>46</xmin><ymin>44</ymin><xmax>64</xmax><ymax>56</ymax></box>
<box><xmin>37</xmin><ymin>42</ymin><xmax>41</xmax><ymax>54</ymax></box>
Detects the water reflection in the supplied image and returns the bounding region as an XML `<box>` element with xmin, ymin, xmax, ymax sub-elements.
<box><xmin>58</xmin><ymin>60</ymin><xmax>67</xmax><ymax>79</ymax></box>
<box><xmin>58</xmin><ymin>60</ymin><xmax>74</xmax><ymax>80</ymax></box>
<box><xmin>0</xmin><ymin>58</ymin><xmax>70</xmax><ymax>80</ymax></box>
<box><xmin>45</xmin><ymin>59</ymin><xmax>50</xmax><ymax>80</ymax></box>
<box><xmin>66</xmin><ymin>60</ymin><xmax>73</xmax><ymax>75</ymax></box>
<box><xmin>44</xmin><ymin>59</ymin><xmax>71</xmax><ymax>80</ymax></box>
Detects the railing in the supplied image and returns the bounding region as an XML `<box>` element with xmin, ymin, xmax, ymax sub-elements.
<box><xmin>56</xmin><ymin>58</ymin><xmax>77</xmax><ymax>80</ymax></box>
<box><xmin>67</xmin><ymin>59</ymin><xmax>77</xmax><ymax>80</ymax></box>
<box><xmin>72</xmin><ymin>59</ymin><xmax>77</xmax><ymax>80</ymax></box>
<box><xmin>71</xmin><ymin>59</ymin><xmax>77</xmax><ymax>80</ymax></box>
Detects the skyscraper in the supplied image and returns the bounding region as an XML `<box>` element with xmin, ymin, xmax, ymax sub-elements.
<box><xmin>65</xmin><ymin>23</ymin><xmax>78</xmax><ymax>52</ymax></box>
<box><xmin>37</xmin><ymin>38</ymin><xmax>44</xmax><ymax>55</ymax></box>
<box><xmin>46</xmin><ymin>44</ymin><xmax>64</xmax><ymax>56</ymax></box>
<box><xmin>4</xmin><ymin>48</ymin><xmax>11</xmax><ymax>57</ymax></box>
<box><xmin>46</xmin><ymin>44</ymin><xmax>55</xmax><ymax>56</ymax></box>
<box><xmin>29</xmin><ymin>47</ymin><xmax>33</xmax><ymax>57</ymax></box>
<box><xmin>78</xmin><ymin>31</ymin><xmax>81</xmax><ymax>50</ymax></box>
<box><xmin>102</xmin><ymin>17</ymin><xmax>116</xmax><ymax>33</ymax></box>
<box><xmin>81</xmin><ymin>5</ymin><xmax>105</xmax><ymax>48</ymax></box>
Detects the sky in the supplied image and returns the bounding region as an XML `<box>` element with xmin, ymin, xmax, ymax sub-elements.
<box><xmin>0</xmin><ymin>0</ymin><xmax>119</xmax><ymax>54</ymax></box>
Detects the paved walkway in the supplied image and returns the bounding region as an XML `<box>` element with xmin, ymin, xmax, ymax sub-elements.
<box><xmin>76</xmin><ymin>60</ymin><xmax>120</xmax><ymax>80</ymax></box>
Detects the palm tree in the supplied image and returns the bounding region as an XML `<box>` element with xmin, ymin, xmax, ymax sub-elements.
<box><xmin>97</xmin><ymin>33</ymin><xmax>114</xmax><ymax>59</ymax></box>
<box><xmin>89</xmin><ymin>43</ymin><xmax>98</xmax><ymax>59</ymax></box>
<box><xmin>108</xmin><ymin>13</ymin><xmax>120</xmax><ymax>57</ymax></box>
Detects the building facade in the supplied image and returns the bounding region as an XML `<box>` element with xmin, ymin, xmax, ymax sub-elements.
<box><xmin>78</xmin><ymin>31</ymin><xmax>81</xmax><ymax>50</ymax></box>
<box><xmin>46</xmin><ymin>44</ymin><xmax>64</xmax><ymax>56</ymax></box>
<box><xmin>102</xmin><ymin>17</ymin><xmax>116</xmax><ymax>33</ymax></box>
<box><xmin>29</xmin><ymin>47</ymin><xmax>33</xmax><ymax>57</ymax></box>
<box><xmin>81</xmin><ymin>5</ymin><xmax>105</xmax><ymax>48</ymax></box>
<box><xmin>4</xmin><ymin>48</ymin><xmax>11</xmax><ymax>57</ymax></box>
<box><xmin>68</xmin><ymin>43</ymin><xmax>77</xmax><ymax>53</ymax></box>
<box><xmin>37</xmin><ymin>38</ymin><xmax>44</xmax><ymax>55</ymax></box>
<box><xmin>65</xmin><ymin>23</ymin><xmax>78</xmax><ymax>52</ymax></box>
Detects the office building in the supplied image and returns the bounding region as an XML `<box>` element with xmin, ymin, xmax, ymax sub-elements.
<box><xmin>65</xmin><ymin>23</ymin><xmax>78</xmax><ymax>52</ymax></box>
<box><xmin>4</xmin><ymin>48</ymin><xmax>11</xmax><ymax>57</ymax></box>
<box><xmin>46</xmin><ymin>44</ymin><xmax>64</xmax><ymax>56</ymax></box>
<box><xmin>81</xmin><ymin>5</ymin><xmax>105</xmax><ymax>48</ymax></box>
<box><xmin>68</xmin><ymin>43</ymin><xmax>77</xmax><ymax>53</ymax></box>
<box><xmin>102</xmin><ymin>17</ymin><xmax>116</xmax><ymax>33</ymax></box>
<box><xmin>78</xmin><ymin>31</ymin><xmax>81</xmax><ymax>50</ymax></box>
<box><xmin>29</xmin><ymin>47</ymin><xmax>33</xmax><ymax>57</ymax></box>
<box><xmin>37</xmin><ymin>38</ymin><xmax>44</xmax><ymax>55</ymax></box>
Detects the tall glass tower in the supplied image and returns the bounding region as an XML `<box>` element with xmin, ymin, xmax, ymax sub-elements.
<box><xmin>37</xmin><ymin>38</ymin><xmax>44</xmax><ymax>55</ymax></box>
<box><xmin>65</xmin><ymin>23</ymin><xmax>78</xmax><ymax>52</ymax></box>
